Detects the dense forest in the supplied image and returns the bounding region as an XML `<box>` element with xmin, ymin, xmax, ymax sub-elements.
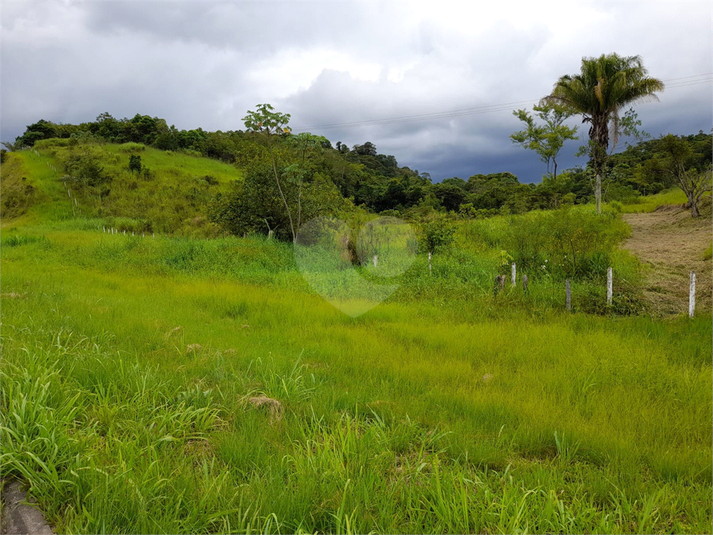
<box><xmin>2</xmin><ymin>111</ymin><xmax>711</xmax><ymax>239</ymax></box>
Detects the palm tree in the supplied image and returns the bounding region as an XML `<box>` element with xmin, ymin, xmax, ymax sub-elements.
<box><xmin>546</xmin><ymin>54</ymin><xmax>664</xmax><ymax>213</ymax></box>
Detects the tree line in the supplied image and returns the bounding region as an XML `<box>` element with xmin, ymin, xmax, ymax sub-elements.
<box><xmin>3</xmin><ymin>54</ymin><xmax>711</xmax><ymax>237</ymax></box>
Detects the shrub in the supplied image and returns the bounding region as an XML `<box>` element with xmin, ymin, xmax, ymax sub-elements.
<box><xmin>64</xmin><ymin>154</ymin><xmax>110</xmax><ymax>187</ymax></box>
<box><xmin>34</xmin><ymin>138</ymin><xmax>72</xmax><ymax>149</ymax></box>
<box><xmin>421</xmin><ymin>218</ymin><xmax>455</xmax><ymax>253</ymax></box>
<box><xmin>117</xmin><ymin>142</ymin><xmax>146</xmax><ymax>153</ymax></box>
<box><xmin>128</xmin><ymin>155</ymin><xmax>142</xmax><ymax>174</ymax></box>
<box><xmin>466</xmin><ymin>206</ymin><xmax>630</xmax><ymax>282</ymax></box>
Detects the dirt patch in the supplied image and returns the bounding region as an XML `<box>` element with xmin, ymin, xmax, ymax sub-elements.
<box><xmin>248</xmin><ymin>395</ymin><xmax>283</xmax><ymax>422</ymax></box>
<box><xmin>623</xmin><ymin>201</ymin><xmax>712</xmax><ymax>316</ymax></box>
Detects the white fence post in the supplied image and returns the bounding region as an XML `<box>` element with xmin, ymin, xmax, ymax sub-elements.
<box><xmin>689</xmin><ymin>271</ymin><xmax>696</xmax><ymax>318</ymax></box>
<box><xmin>607</xmin><ymin>267</ymin><xmax>613</xmax><ymax>306</ymax></box>
<box><xmin>511</xmin><ymin>262</ymin><xmax>516</xmax><ymax>287</ymax></box>
<box><xmin>566</xmin><ymin>279</ymin><xmax>571</xmax><ymax>311</ymax></box>
<box><xmin>428</xmin><ymin>252</ymin><xmax>432</xmax><ymax>275</ymax></box>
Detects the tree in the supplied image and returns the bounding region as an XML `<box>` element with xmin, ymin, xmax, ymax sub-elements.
<box><xmin>546</xmin><ymin>53</ymin><xmax>664</xmax><ymax>213</ymax></box>
<box><xmin>242</xmin><ymin>104</ymin><xmax>298</xmax><ymax>241</ymax></box>
<box><xmin>210</xmin><ymin>164</ymin><xmax>345</xmax><ymax>240</ymax></box>
<box><xmin>242</xmin><ymin>103</ymin><xmax>291</xmax><ymax>135</ymax></box>
<box><xmin>659</xmin><ymin>134</ymin><xmax>711</xmax><ymax>217</ymax></box>
<box><xmin>353</xmin><ymin>141</ymin><xmax>377</xmax><ymax>156</ymax></box>
<box><xmin>432</xmin><ymin>182</ymin><xmax>467</xmax><ymax>212</ymax></box>
<box><xmin>510</xmin><ymin>102</ymin><xmax>578</xmax><ymax>179</ymax></box>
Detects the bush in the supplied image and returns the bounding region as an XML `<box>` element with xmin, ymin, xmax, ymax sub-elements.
<box><xmin>118</xmin><ymin>142</ymin><xmax>146</xmax><ymax>153</ymax></box>
<box><xmin>64</xmin><ymin>154</ymin><xmax>110</xmax><ymax>188</ymax></box>
<box><xmin>421</xmin><ymin>218</ymin><xmax>455</xmax><ymax>253</ymax></box>
<box><xmin>34</xmin><ymin>138</ymin><xmax>72</xmax><ymax>149</ymax></box>
<box><xmin>128</xmin><ymin>155</ymin><xmax>142</xmax><ymax>174</ymax></box>
<box><xmin>467</xmin><ymin>206</ymin><xmax>630</xmax><ymax>282</ymax></box>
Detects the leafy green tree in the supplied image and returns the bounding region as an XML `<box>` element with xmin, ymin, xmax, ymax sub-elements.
<box><xmin>659</xmin><ymin>134</ymin><xmax>712</xmax><ymax>217</ymax></box>
<box><xmin>242</xmin><ymin>104</ymin><xmax>300</xmax><ymax>241</ymax></box>
<box><xmin>432</xmin><ymin>182</ymin><xmax>467</xmax><ymax>212</ymax></box>
<box><xmin>210</xmin><ymin>164</ymin><xmax>345</xmax><ymax>239</ymax></box>
<box><xmin>13</xmin><ymin>119</ymin><xmax>58</xmax><ymax>147</ymax></box>
<box><xmin>511</xmin><ymin>102</ymin><xmax>578</xmax><ymax>179</ymax></box>
<box><xmin>242</xmin><ymin>103</ymin><xmax>291</xmax><ymax>135</ymax></box>
<box><xmin>546</xmin><ymin>53</ymin><xmax>664</xmax><ymax>213</ymax></box>
<box><xmin>353</xmin><ymin>141</ymin><xmax>377</xmax><ymax>156</ymax></box>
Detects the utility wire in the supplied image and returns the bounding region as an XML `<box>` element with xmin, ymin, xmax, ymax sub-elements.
<box><xmin>293</xmin><ymin>73</ymin><xmax>713</xmax><ymax>131</ymax></box>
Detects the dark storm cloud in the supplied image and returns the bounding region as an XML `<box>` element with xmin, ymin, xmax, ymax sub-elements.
<box><xmin>1</xmin><ymin>1</ymin><xmax>711</xmax><ymax>183</ymax></box>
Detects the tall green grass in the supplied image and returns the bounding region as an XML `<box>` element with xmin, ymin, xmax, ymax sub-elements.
<box><xmin>620</xmin><ymin>188</ymin><xmax>688</xmax><ymax>213</ymax></box>
<box><xmin>1</xmin><ymin>220</ymin><xmax>711</xmax><ymax>533</ymax></box>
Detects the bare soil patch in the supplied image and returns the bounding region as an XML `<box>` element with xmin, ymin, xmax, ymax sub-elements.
<box><xmin>623</xmin><ymin>199</ymin><xmax>712</xmax><ymax>316</ymax></box>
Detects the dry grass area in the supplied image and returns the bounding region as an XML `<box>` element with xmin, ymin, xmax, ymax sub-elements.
<box><xmin>623</xmin><ymin>197</ymin><xmax>712</xmax><ymax>316</ymax></box>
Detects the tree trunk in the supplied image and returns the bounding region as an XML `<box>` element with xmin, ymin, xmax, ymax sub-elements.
<box><xmin>268</xmin><ymin>142</ymin><xmax>296</xmax><ymax>242</ymax></box>
<box><xmin>691</xmin><ymin>198</ymin><xmax>700</xmax><ymax>217</ymax></box>
<box><xmin>589</xmin><ymin>115</ymin><xmax>609</xmax><ymax>215</ymax></box>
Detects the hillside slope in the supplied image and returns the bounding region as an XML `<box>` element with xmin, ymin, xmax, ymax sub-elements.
<box><xmin>1</xmin><ymin>142</ymin><xmax>242</xmax><ymax>235</ymax></box>
<box><xmin>623</xmin><ymin>198</ymin><xmax>712</xmax><ymax>315</ymax></box>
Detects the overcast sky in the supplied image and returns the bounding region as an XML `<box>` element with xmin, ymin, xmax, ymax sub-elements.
<box><xmin>1</xmin><ymin>0</ymin><xmax>711</xmax><ymax>183</ymax></box>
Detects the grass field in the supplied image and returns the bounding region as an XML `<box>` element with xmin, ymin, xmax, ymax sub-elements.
<box><xmin>1</xmin><ymin>216</ymin><xmax>711</xmax><ymax>533</ymax></box>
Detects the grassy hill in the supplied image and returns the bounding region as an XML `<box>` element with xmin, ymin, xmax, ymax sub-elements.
<box><xmin>1</xmin><ymin>140</ymin><xmax>242</xmax><ymax>235</ymax></box>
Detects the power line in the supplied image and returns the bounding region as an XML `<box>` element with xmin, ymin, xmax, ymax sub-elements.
<box><xmin>293</xmin><ymin>73</ymin><xmax>713</xmax><ymax>131</ymax></box>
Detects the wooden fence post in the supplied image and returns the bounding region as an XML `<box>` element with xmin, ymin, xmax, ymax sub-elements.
<box><xmin>428</xmin><ymin>252</ymin><xmax>432</xmax><ymax>275</ymax></box>
<box><xmin>373</xmin><ymin>255</ymin><xmax>378</xmax><ymax>268</ymax></box>
<box><xmin>689</xmin><ymin>271</ymin><xmax>696</xmax><ymax>318</ymax></box>
<box><xmin>511</xmin><ymin>263</ymin><xmax>516</xmax><ymax>287</ymax></box>
<box><xmin>607</xmin><ymin>267</ymin><xmax>613</xmax><ymax>306</ymax></box>
<box><xmin>522</xmin><ymin>274</ymin><xmax>528</xmax><ymax>293</ymax></box>
<box><xmin>566</xmin><ymin>279</ymin><xmax>571</xmax><ymax>311</ymax></box>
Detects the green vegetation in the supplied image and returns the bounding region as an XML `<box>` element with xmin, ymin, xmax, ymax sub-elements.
<box><xmin>1</xmin><ymin>217</ymin><xmax>710</xmax><ymax>533</ymax></box>
<box><xmin>619</xmin><ymin>188</ymin><xmax>688</xmax><ymax>213</ymax></box>
<box><xmin>546</xmin><ymin>53</ymin><xmax>665</xmax><ymax>213</ymax></box>
<box><xmin>4</xmin><ymin>106</ymin><xmax>710</xmax><ymax>230</ymax></box>
<box><xmin>1</xmin><ymin>141</ymin><xmax>242</xmax><ymax>235</ymax></box>
<box><xmin>1</xmin><ymin>69</ymin><xmax>711</xmax><ymax>532</ymax></box>
<box><xmin>510</xmin><ymin>102</ymin><xmax>579</xmax><ymax>179</ymax></box>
